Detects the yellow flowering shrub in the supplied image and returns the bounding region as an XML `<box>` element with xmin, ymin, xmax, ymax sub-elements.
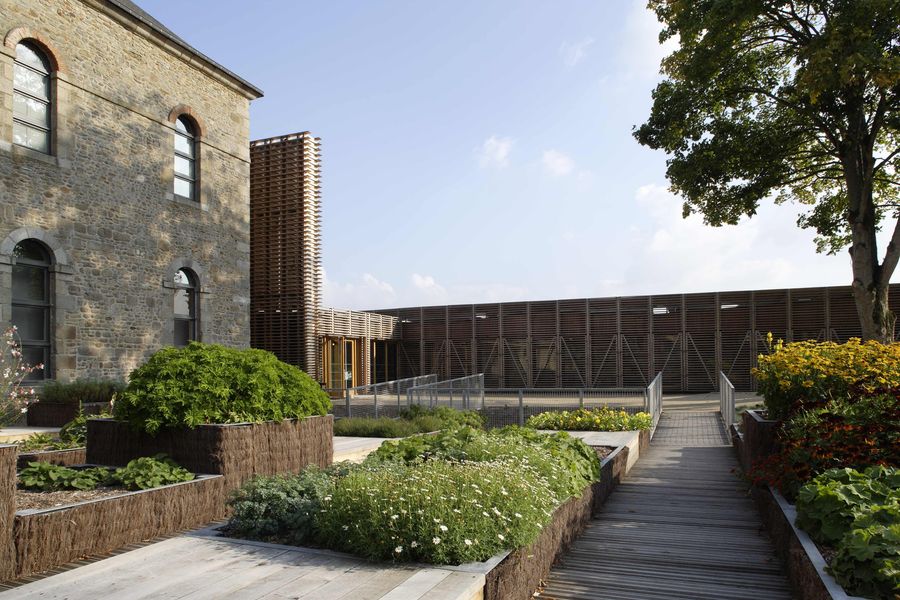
<box><xmin>753</xmin><ymin>337</ymin><xmax>900</xmax><ymax>419</ymax></box>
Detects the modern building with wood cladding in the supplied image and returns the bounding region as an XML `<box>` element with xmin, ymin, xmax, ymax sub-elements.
<box><xmin>372</xmin><ymin>284</ymin><xmax>900</xmax><ymax>393</ymax></box>
<box><xmin>249</xmin><ymin>132</ymin><xmax>322</xmax><ymax>378</ymax></box>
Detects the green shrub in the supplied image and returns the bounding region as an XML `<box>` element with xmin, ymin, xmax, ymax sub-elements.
<box><xmin>40</xmin><ymin>379</ymin><xmax>124</xmax><ymax>405</ymax></box>
<box><xmin>315</xmin><ymin>458</ymin><xmax>557</xmax><ymax>564</ymax></box>
<box><xmin>113</xmin><ymin>455</ymin><xmax>194</xmax><ymax>490</ymax></box>
<box><xmin>526</xmin><ymin>407</ymin><xmax>652</xmax><ymax>431</ymax></box>
<box><xmin>227</xmin><ymin>463</ymin><xmax>355</xmax><ymax>546</ymax></box>
<box><xmin>753</xmin><ymin>338</ymin><xmax>900</xmax><ymax>420</ymax></box>
<box><xmin>369</xmin><ymin>426</ymin><xmax>600</xmax><ymax>500</ymax></box>
<box><xmin>113</xmin><ymin>342</ymin><xmax>331</xmax><ymax>434</ymax></box>
<box><xmin>795</xmin><ymin>466</ymin><xmax>900</xmax><ymax>599</ymax></box>
<box><xmin>18</xmin><ymin>462</ymin><xmax>112</xmax><ymax>491</ymax></box>
<box><xmin>400</xmin><ymin>405</ymin><xmax>485</xmax><ymax>429</ymax></box>
<box><xmin>333</xmin><ymin>417</ymin><xmax>422</xmax><ymax>438</ymax></box>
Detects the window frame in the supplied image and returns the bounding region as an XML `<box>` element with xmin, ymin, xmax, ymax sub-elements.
<box><xmin>173</xmin><ymin>268</ymin><xmax>199</xmax><ymax>347</ymax></box>
<box><xmin>11</xmin><ymin>240</ymin><xmax>52</xmax><ymax>380</ymax></box>
<box><xmin>173</xmin><ymin>116</ymin><xmax>197</xmax><ymax>201</ymax></box>
<box><xmin>12</xmin><ymin>41</ymin><xmax>53</xmax><ymax>155</ymax></box>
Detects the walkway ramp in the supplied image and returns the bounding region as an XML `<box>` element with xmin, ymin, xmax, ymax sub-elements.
<box><xmin>541</xmin><ymin>411</ymin><xmax>792</xmax><ymax>600</ymax></box>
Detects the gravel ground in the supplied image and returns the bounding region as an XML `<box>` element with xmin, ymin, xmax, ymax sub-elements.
<box><xmin>16</xmin><ymin>487</ymin><xmax>126</xmax><ymax>512</ymax></box>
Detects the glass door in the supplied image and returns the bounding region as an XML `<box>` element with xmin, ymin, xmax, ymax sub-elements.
<box><xmin>324</xmin><ymin>337</ymin><xmax>359</xmax><ymax>390</ymax></box>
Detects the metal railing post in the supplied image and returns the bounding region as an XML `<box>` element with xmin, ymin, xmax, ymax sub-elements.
<box><xmin>518</xmin><ymin>389</ymin><xmax>524</xmax><ymax>427</ymax></box>
<box><xmin>578</xmin><ymin>389</ymin><xmax>584</xmax><ymax>409</ymax></box>
<box><xmin>374</xmin><ymin>388</ymin><xmax>379</xmax><ymax>419</ymax></box>
<box><xmin>345</xmin><ymin>387</ymin><xmax>351</xmax><ymax>419</ymax></box>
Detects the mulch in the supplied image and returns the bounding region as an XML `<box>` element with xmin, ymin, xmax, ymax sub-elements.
<box><xmin>15</xmin><ymin>488</ymin><xmax>126</xmax><ymax>512</ymax></box>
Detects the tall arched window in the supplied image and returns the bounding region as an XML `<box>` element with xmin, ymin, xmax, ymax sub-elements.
<box><xmin>173</xmin><ymin>268</ymin><xmax>198</xmax><ymax>346</ymax></box>
<box><xmin>173</xmin><ymin>117</ymin><xmax>197</xmax><ymax>200</ymax></box>
<box><xmin>13</xmin><ymin>41</ymin><xmax>52</xmax><ymax>154</ymax></box>
<box><xmin>12</xmin><ymin>240</ymin><xmax>51</xmax><ymax>379</ymax></box>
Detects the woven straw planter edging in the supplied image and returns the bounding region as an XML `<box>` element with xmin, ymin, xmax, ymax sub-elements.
<box><xmin>86</xmin><ymin>414</ymin><xmax>334</xmax><ymax>491</ymax></box>
<box><xmin>731</xmin><ymin>423</ymin><xmax>866</xmax><ymax>600</ymax></box>
<box><xmin>16</xmin><ymin>447</ymin><xmax>86</xmax><ymax>470</ymax></box>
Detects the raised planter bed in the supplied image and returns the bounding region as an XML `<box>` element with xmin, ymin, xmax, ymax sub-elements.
<box><xmin>738</xmin><ymin>409</ymin><xmax>779</xmax><ymax>473</ymax></box>
<box><xmin>86</xmin><ymin>415</ymin><xmax>334</xmax><ymax>489</ymax></box>
<box><xmin>731</xmin><ymin>428</ymin><xmax>865</xmax><ymax>600</ymax></box>
<box><xmin>25</xmin><ymin>402</ymin><xmax>79</xmax><ymax>428</ymax></box>
<box><xmin>0</xmin><ymin>445</ymin><xmax>15</xmax><ymax>582</ymax></box>
<box><xmin>11</xmin><ymin>473</ymin><xmax>225</xmax><ymax>579</ymax></box>
<box><xmin>16</xmin><ymin>447</ymin><xmax>86</xmax><ymax>470</ymax></box>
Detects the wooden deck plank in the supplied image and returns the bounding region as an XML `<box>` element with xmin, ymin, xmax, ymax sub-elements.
<box><xmin>541</xmin><ymin>411</ymin><xmax>792</xmax><ymax>600</ymax></box>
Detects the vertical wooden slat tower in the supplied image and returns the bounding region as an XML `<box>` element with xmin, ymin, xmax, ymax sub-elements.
<box><xmin>249</xmin><ymin>132</ymin><xmax>322</xmax><ymax>377</ymax></box>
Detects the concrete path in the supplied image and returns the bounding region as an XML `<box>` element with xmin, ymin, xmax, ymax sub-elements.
<box><xmin>0</xmin><ymin>535</ymin><xmax>484</xmax><ymax>600</ymax></box>
<box><xmin>540</xmin><ymin>411</ymin><xmax>792</xmax><ymax>600</ymax></box>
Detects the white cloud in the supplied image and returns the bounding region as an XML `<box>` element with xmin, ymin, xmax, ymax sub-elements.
<box><xmin>559</xmin><ymin>37</ymin><xmax>595</xmax><ymax>68</ymax></box>
<box><xmin>475</xmin><ymin>135</ymin><xmax>514</xmax><ymax>168</ymax></box>
<box><xmin>322</xmin><ymin>268</ymin><xmax>397</xmax><ymax>310</ymax></box>
<box><xmin>616</xmin><ymin>184</ymin><xmax>854</xmax><ymax>295</ymax></box>
<box><xmin>411</xmin><ymin>273</ymin><xmax>448</xmax><ymax>302</ymax></box>
<box><xmin>542</xmin><ymin>149</ymin><xmax>575</xmax><ymax>176</ymax></box>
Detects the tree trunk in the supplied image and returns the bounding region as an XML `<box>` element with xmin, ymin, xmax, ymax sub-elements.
<box><xmin>844</xmin><ymin>143</ymin><xmax>896</xmax><ymax>343</ymax></box>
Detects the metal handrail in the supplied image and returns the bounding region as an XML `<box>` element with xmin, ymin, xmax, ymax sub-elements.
<box><xmin>326</xmin><ymin>374</ymin><xmax>438</xmax><ymax>418</ymax></box>
<box><xmin>644</xmin><ymin>372</ymin><xmax>663</xmax><ymax>436</ymax></box>
<box><xmin>719</xmin><ymin>371</ymin><xmax>735</xmax><ymax>426</ymax></box>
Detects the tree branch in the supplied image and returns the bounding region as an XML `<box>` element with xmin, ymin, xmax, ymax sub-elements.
<box><xmin>880</xmin><ymin>217</ymin><xmax>900</xmax><ymax>283</ymax></box>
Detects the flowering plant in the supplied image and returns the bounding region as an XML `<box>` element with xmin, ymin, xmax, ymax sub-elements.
<box><xmin>753</xmin><ymin>337</ymin><xmax>900</xmax><ymax>420</ymax></box>
<box><xmin>1</xmin><ymin>325</ymin><xmax>41</xmax><ymax>427</ymax></box>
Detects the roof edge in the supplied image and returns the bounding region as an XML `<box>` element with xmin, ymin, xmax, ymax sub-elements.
<box><xmin>95</xmin><ymin>0</ymin><xmax>263</xmax><ymax>99</ymax></box>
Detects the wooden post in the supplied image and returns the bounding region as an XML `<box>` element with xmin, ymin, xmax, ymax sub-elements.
<box><xmin>0</xmin><ymin>444</ymin><xmax>16</xmax><ymax>581</ymax></box>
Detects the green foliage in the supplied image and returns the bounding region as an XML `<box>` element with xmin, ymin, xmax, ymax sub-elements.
<box><xmin>333</xmin><ymin>417</ymin><xmax>424</xmax><ymax>438</ymax></box>
<box><xmin>795</xmin><ymin>466</ymin><xmax>900</xmax><ymax>598</ymax></box>
<box><xmin>17</xmin><ymin>455</ymin><xmax>194</xmax><ymax>492</ymax></box>
<box><xmin>400</xmin><ymin>405</ymin><xmax>485</xmax><ymax>429</ymax></box>
<box><xmin>16</xmin><ymin>433</ymin><xmax>75</xmax><ymax>452</ymax></box>
<box><xmin>830</xmin><ymin>522</ymin><xmax>900</xmax><ymax>600</ymax></box>
<box><xmin>228</xmin><ymin>427</ymin><xmax>599</xmax><ymax>565</ymax></box>
<box><xmin>40</xmin><ymin>379</ymin><xmax>123</xmax><ymax>405</ymax></box>
<box><xmin>227</xmin><ymin>463</ymin><xmax>355</xmax><ymax>546</ymax></box>
<box><xmin>316</xmin><ymin>458</ymin><xmax>558</xmax><ymax>564</ymax></box>
<box><xmin>113</xmin><ymin>455</ymin><xmax>195</xmax><ymax>490</ymax></box>
<box><xmin>635</xmin><ymin>2</ymin><xmax>900</xmax><ymax>338</ymax></box>
<box><xmin>113</xmin><ymin>342</ymin><xmax>331</xmax><ymax>434</ymax></box>
<box><xmin>526</xmin><ymin>407</ymin><xmax>652</xmax><ymax>431</ymax></box>
<box><xmin>369</xmin><ymin>426</ymin><xmax>600</xmax><ymax>500</ymax></box>
<box><xmin>18</xmin><ymin>462</ymin><xmax>112</xmax><ymax>491</ymax></box>
<box><xmin>333</xmin><ymin>407</ymin><xmax>484</xmax><ymax>438</ymax></box>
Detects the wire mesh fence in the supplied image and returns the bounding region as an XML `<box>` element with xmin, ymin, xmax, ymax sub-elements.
<box><xmin>326</xmin><ymin>375</ymin><xmax>438</xmax><ymax>419</ymax></box>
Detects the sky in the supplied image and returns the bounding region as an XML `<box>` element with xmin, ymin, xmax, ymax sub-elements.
<box><xmin>139</xmin><ymin>0</ymin><xmax>894</xmax><ymax>310</ymax></box>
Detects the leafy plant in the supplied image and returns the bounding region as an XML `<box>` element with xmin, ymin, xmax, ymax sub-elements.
<box><xmin>315</xmin><ymin>458</ymin><xmax>558</xmax><ymax>564</ymax></box>
<box><xmin>227</xmin><ymin>463</ymin><xmax>355</xmax><ymax>545</ymax></box>
<box><xmin>526</xmin><ymin>407</ymin><xmax>652</xmax><ymax>431</ymax></box>
<box><xmin>113</xmin><ymin>455</ymin><xmax>194</xmax><ymax>490</ymax></box>
<box><xmin>113</xmin><ymin>342</ymin><xmax>331</xmax><ymax>434</ymax></box>
<box><xmin>16</xmin><ymin>433</ymin><xmax>72</xmax><ymax>452</ymax></box>
<box><xmin>794</xmin><ymin>466</ymin><xmax>900</xmax><ymax>599</ymax></box>
<box><xmin>18</xmin><ymin>462</ymin><xmax>112</xmax><ymax>491</ymax></box>
<box><xmin>333</xmin><ymin>417</ymin><xmax>423</xmax><ymax>438</ymax></box>
<box><xmin>753</xmin><ymin>338</ymin><xmax>900</xmax><ymax>420</ymax></box>
<box><xmin>400</xmin><ymin>405</ymin><xmax>485</xmax><ymax>429</ymax></box>
<box><xmin>369</xmin><ymin>426</ymin><xmax>600</xmax><ymax>500</ymax></box>
<box><xmin>40</xmin><ymin>379</ymin><xmax>124</xmax><ymax>405</ymax></box>
<box><xmin>749</xmin><ymin>391</ymin><xmax>899</xmax><ymax>497</ymax></box>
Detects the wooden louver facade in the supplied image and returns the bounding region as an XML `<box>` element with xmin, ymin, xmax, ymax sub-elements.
<box><xmin>373</xmin><ymin>284</ymin><xmax>900</xmax><ymax>393</ymax></box>
<box><xmin>249</xmin><ymin>132</ymin><xmax>322</xmax><ymax>377</ymax></box>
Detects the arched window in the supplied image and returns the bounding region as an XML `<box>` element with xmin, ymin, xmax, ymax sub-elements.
<box><xmin>11</xmin><ymin>240</ymin><xmax>51</xmax><ymax>379</ymax></box>
<box><xmin>173</xmin><ymin>268</ymin><xmax>198</xmax><ymax>346</ymax></box>
<box><xmin>13</xmin><ymin>41</ymin><xmax>52</xmax><ymax>154</ymax></box>
<box><xmin>173</xmin><ymin>117</ymin><xmax>197</xmax><ymax>200</ymax></box>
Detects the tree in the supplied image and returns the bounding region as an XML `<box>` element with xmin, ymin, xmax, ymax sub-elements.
<box><xmin>635</xmin><ymin>1</ymin><xmax>900</xmax><ymax>341</ymax></box>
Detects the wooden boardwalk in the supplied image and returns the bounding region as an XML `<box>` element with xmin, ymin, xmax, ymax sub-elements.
<box><xmin>541</xmin><ymin>411</ymin><xmax>793</xmax><ymax>600</ymax></box>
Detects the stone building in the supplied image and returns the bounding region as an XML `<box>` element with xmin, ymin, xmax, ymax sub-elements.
<box><xmin>0</xmin><ymin>0</ymin><xmax>263</xmax><ymax>381</ymax></box>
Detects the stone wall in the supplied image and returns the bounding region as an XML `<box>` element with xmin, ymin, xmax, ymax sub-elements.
<box><xmin>0</xmin><ymin>0</ymin><xmax>260</xmax><ymax>381</ymax></box>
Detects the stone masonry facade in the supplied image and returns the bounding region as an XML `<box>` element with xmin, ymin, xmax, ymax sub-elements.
<box><xmin>0</xmin><ymin>0</ymin><xmax>262</xmax><ymax>381</ymax></box>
